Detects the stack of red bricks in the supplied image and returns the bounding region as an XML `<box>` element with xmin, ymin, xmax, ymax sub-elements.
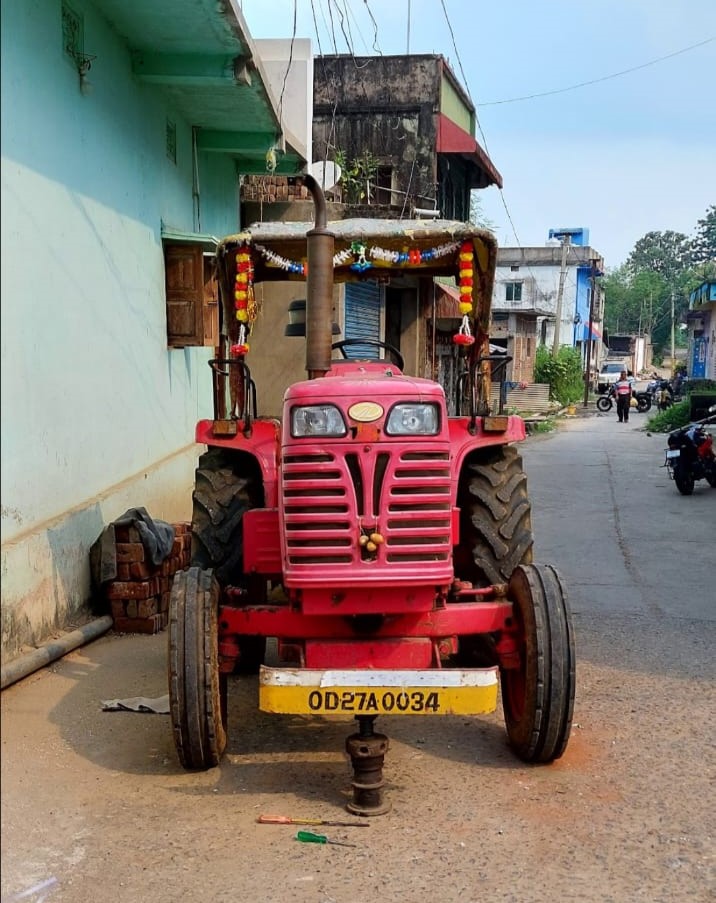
<box><xmin>106</xmin><ymin>523</ymin><xmax>191</xmax><ymax>634</ymax></box>
<box><xmin>240</xmin><ymin>174</ymin><xmax>311</xmax><ymax>203</ymax></box>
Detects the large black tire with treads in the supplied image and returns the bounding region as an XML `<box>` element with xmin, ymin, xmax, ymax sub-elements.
<box><xmin>191</xmin><ymin>448</ymin><xmax>263</xmax><ymax>584</ymax></box>
<box><xmin>456</xmin><ymin>445</ymin><xmax>534</xmax><ymax>586</ymax></box>
<box><xmin>501</xmin><ymin>564</ymin><xmax>575</xmax><ymax>763</ymax></box>
<box><xmin>191</xmin><ymin>448</ymin><xmax>267</xmax><ymax>673</ymax></box>
<box><xmin>169</xmin><ymin>567</ymin><xmax>227</xmax><ymax>770</ymax></box>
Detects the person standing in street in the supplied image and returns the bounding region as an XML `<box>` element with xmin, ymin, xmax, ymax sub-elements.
<box><xmin>615</xmin><ymin>370</ymin><xmax>633</xmax><ymax>423</ymax></box>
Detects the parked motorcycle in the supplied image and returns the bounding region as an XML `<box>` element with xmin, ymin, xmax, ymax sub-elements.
<box><xmin>647</xmin><ymin>378</ymin><xmax>674</xmax><ymax>412</ymax></box>
<box><xmin>664</xmin><ymin>416</ymin><xmax>716</xmax><ymax>495</ymax></box>
<box><xmin>596</xmin><ymin>384</ymin><xmax>651</xmax><ymax>414</ymax></box>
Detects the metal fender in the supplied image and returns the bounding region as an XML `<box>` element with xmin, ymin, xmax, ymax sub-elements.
<box><xmin>195</xmin><ymin>418</ymin><xmax>281</xmax><ymax>507</ymax></box>
<box><xmin>448</xmin><ymin>415</ymin><xmax>527</xmax><ymax>482</ymax></box>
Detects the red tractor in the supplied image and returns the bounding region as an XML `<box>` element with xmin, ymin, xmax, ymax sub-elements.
<box><xmin>168</xmin><ymin>176</ymin><xmax>575</xmax><ymax>814</ymax></box>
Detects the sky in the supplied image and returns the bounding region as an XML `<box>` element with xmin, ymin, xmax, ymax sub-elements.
<box><xmin>239</xmin><ymin>0</ymin><xmax>716</xmax><ymax>270</ymax></box>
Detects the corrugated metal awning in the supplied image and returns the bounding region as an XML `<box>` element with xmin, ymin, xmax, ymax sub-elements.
<box><xmin>436</xmin><ymin>114</ymin><xmax>503</xmax><ymax>189</ymax></box>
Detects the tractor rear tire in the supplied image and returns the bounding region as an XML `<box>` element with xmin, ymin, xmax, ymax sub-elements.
<box><xmin>191</xmin><ymin>448</ymin><xmax>267</xmax><ymax>673</ymax></box>
<box><xmin>501</xmin><ymin>564</ymin><xmax>575</xmax><ymax>763</ymax></box>
<box><xmin>456</xmin><ymin>445</ymin><xmax>534</xmax><ymax>586</ymax></box>
<box><xmin>169</xmin><ymin>567</ymin><xmax>227</xmax><ymax>770</ymax></box>
<box><xmin>191</xmin><ymin>448</ymin><xmax>262</xmax><ymax>585</ymax></box>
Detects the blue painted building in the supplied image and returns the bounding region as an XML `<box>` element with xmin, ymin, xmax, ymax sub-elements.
<box><xmin>492</xmin><ymin>229</ymin><xmax>605</xmax><ymax>383</ymax></box>
<box><xmin>686</xmin><ymin>280</ymin><xmax>716</xmax><ymax>379</ymax></box>
<box><xmin>0</xmin><ymin>0</ymin><xmax>307</xmax><ymax>662</ymax></box>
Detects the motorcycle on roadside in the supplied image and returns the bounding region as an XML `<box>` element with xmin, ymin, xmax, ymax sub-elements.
<box><xmin>647</xmin><ymin>378</ymin><xmax>674</xmax><ymax>412</ymax></box>
<box><xmin>664</xmin><ymin>409</ymin><xmax>716</xmax><ymax>495</ymax></box>
<box><xmin>596</xmin><ymin>383</ymin><xmax>651</xmax><ymax>414</ymax></box>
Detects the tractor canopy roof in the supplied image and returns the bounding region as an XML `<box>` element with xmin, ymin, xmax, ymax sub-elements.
<box><xmin>216</xmin><ymin>218</ymin><xmax>497</xmax><ymax>286</ymax></box>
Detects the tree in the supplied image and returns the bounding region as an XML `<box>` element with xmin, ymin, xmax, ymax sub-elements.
<box><xmin>469</xmin><ymin>191</ymin><xmax>495</xmax><ymax>231</ymax></box>
<box><xmin>691</xmin><ymin>204</ymin><xmax>716</xmax><ymax>267</ymax></box>
<box><xmin>334</xmin><ymin>150</ymin><xmax>380</xmax><ymax>204</ymax></box>
<box><xmin>534</xmin><ymin>345</ymin><xmax>583</xmax><ymax>405</ymax></box>
<box><xmin>626</xmin><ymin>230</ymin><xmax>691</xmax><ymax>284</ymax></box>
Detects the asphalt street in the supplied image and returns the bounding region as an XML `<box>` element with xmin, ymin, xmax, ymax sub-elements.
<box><xmin>1</xmin><ymin>410</ymin><xmax>714</xmax><ymax>903</ymax></box>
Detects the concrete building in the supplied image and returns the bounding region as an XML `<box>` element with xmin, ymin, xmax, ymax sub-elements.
<box><xmin>491</xmin><ymin>228</ymin><xmax>605</xmax><ymax>383</ymax></box>
<box><xmin>0</xmin><ymin>0</ymin><xmax>307</xmax><ymax>663</ymax></box>
<box><xmin>240</xmin><ymin>52</ymin><xmax>502</xmax><ymax>416</ymax></box>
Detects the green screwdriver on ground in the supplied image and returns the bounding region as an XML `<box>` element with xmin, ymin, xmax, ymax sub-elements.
<box><xmin>296</xmin><ymin>830</ymin><xmax>356</xmax><ymax>847</ymax></box>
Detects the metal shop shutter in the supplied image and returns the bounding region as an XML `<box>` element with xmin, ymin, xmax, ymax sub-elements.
<box><xmin>344</xmin><ymin>281</ymin><xmax>382</xmax><ymax>358</ymax></box>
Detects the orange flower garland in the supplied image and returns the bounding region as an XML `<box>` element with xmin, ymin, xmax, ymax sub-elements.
<box><xmin>232</xmin><ymin>244</ymin><xmax>255</xmax><ymax>355</ymax></box>
<box><xmin>458</xmin><ymin>240</ymin><xmax>474</xmax><ymax>315</ymax></box>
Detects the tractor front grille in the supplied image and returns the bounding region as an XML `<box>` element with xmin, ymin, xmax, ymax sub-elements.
<box><xmin>281</xmin><ymin>445</ymin><xmax>453</xmax><ymax>572</ymax></box>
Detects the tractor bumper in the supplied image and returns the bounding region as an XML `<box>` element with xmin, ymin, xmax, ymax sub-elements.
<box><xmin>259</xmin><ymin>666</ymin><xmax>498</xmax><ymax>716</ymax></box>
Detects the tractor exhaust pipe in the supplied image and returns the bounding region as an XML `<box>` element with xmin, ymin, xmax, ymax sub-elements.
<box><xmin>302</xmin><ymin>174</ymin><xmax>335</xmax><ymax>378</ymax></box>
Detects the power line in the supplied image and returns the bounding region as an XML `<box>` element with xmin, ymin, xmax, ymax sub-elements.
<box><xmin>362</xmin><ymin>0</ymin><xmax>381</xmax><ymax>54</ymax></box>
<box><xmin>477</xmin><ymin>36</ymin><xmax>715</xmax><ymax>107</ymax></box>
<box><xmin>437</xmin><ymin>0</ymin><xmax>539</xmax><ymax>284</ymax></box>
<box><xmin>277</xmin><ymin>0</ymin><xmax>298</xmax><ymax>130</ymax></box>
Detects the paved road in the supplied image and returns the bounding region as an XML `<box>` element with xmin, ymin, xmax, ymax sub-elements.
<box><xmin>524</xmin><ymin>409</ymin><xmax>715</xmax><ymax>622</ymax></box>
<box><xmin>2</xmin><ymin>412</ymin><xmax>714</xmax><ymax>903</ymax></box>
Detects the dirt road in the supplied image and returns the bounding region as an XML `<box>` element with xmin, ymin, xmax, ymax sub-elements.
<box><xmin>2</xmin><ymin>414</ymin><xmax>714</xmax><ymax>903</ymax></box>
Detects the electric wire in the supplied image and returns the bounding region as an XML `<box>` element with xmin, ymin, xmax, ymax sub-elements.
<box><xmin>276</xmin><ymin>0</ymin><xmax>298</xmax><ymax>140</ymax></box>
<box><xmin>437</xmin><ymin>0</ymin><xmax>556</xmax><ymax>298</ymax></box>
<box><xmin>362</xmin><ymin>0</ymin><xmax>382</xmax><ymax>54</ymax></box>
<box><xmin>333</xmin><ymin>0</ymin><xmax>355</xmax><ymax>56</ymax></box>
<box><xmin>477</xmin><ymin>37</ymin><xmax>715</xmax><ymax>107</ymax></box>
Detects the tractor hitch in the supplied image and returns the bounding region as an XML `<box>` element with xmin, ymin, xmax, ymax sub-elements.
<box><xmin>345</xmin><ymin>716</ymin><xmax>391</xmax><ymax>817</ymax></box>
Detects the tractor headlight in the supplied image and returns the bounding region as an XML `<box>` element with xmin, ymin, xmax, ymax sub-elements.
<box><xmin>385</xmin><ymin>403</ymin><xmax>439</xmax><ymax>435</ymax></box>
<box><xmin>291</xmin><ymin>404</ymin><xmax>347</xmax><ymax>437</ymax></box>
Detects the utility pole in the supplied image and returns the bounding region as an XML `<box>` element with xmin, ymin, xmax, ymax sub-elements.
<box><xmin>552</xmin><ymin>235</ymin><xmax>570</xmax><ymax>356</ymax></box>
<box><xmin>583</xmin><ymin>258</ymin><xmax>598</xmax><ymax>408</ymax></box>
<box><xmin>670</xmin><ymin>291</ymin><xmax>676</xmax><ymax>378</ymax></box>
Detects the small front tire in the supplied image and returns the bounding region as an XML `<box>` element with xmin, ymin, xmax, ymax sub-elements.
<box><xmin>169</xmin><ymin>567</ymin><xmax>227</xmax><ymax>770</ymax></box>
<box><xmin>500</xmin><ymin>564</ymin><xmax>575</xmax><ymax>763</ymax></box>
<box><xmin>596</xmin><ymin>396</ymin><xmax>613</xmax><ymax>412</ymax></box>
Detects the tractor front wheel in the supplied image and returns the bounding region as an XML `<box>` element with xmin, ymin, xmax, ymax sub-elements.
<box><xmin>500</xmin><ymin>563</ymin><xmax>575</xmax><ymax>763</ymax></box>
<box><xmin>169</xmin><ymin>567</ymin><xmax>227</xmax><ymax>770</ymax></box>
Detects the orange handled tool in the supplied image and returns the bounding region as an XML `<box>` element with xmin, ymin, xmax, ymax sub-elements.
<box><xmin>258</xmin><ymin>814</ymin><xmax>369</xmax><ymax>827</ymax></box>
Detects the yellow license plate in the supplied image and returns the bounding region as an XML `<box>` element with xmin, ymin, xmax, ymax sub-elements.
<box><xmin>259</xmin><ymin>667</ymin><xmax>498</xmax><ymax>716</ymax></box>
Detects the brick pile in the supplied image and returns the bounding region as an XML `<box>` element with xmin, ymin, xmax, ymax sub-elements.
<box><xmin>240</xmin><ymin>175</ymin><xmax>311</xmax><ymax>203</ymax></box>
<box><xmin>106</xmin><ymin>523</ymin><xmax>191</xmax><ymax>634</ymax></box>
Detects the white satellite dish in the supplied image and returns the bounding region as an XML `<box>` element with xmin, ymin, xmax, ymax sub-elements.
<box><xmin>309</xmin><ymin>161</ymin><xmax>342</xmax><ymax>191</ymax></box>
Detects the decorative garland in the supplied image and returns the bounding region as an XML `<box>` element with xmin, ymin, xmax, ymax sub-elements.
<box><xmin>231</xmin><ymin>244</ymin><xmax>257</xmax><ymax>355</ymax></box>
<box><xmin>236</xmin><ymin>237</ymin><xmax>478</xmax><ymax>354</ymax></box>
<box><xmin>457</xmin><ymin>241</ymin><xmax>474</xmax><ymax>314</ymax></box>
<box><xmin>253</xmin><ymin>239</ymin><xmax>462</xmax><ymax>275</ymax></box>
<box><xmin>254</xmin><ymin>243</ymin><xmax>306</xmax><ymax>275</ymax></box>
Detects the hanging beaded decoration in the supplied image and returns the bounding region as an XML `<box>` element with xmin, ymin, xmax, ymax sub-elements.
<box><xmin>253</xmin><ymin>239</ymin><xmax>461</xmax><ymax>273</ymax></box>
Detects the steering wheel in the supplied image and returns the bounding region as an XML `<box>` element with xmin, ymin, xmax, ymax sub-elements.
<box><xmin>331</xmin><ymin>339</ymin><xmax>405</xmax><ymax>372</ymax></box>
